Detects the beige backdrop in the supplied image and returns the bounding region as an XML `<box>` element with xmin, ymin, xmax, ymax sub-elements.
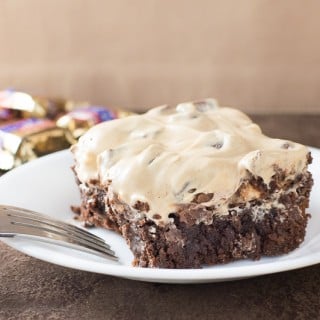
<box><xmin>0</xmin><ymin>0</ymin><xmax>319</xmax><ymax>113</ymax></box>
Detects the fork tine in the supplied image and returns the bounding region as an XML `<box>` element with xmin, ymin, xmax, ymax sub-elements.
<box><xmin>10</xmin><ymin>219</ymin><xmax>115</xmax><ymax>256</ymax></box>
<box><xmin>8</xmin><ymin>211</ymin><xmax>110</xmax><ymax>249</ymax></box>
<box><xmin>1</xmin><ymin>205</ymin><xmax>109</xmax><ymax>247</ymax></box>
<box><xmin>0</xmin><ymin>205</ymin><xmax>118</xmax><ymax>260</ymax></box>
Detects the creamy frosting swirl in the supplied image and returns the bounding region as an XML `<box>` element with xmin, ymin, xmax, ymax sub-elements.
<box><xmin>72</xmin><ymin>99</ymin><xmax>309</xmax><ymax>222</ymax></box>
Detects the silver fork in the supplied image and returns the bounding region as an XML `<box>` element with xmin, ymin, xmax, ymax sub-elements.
<box><xmin>0</xmin><ymin>204</ymin><xmax>117</xmax><ymax>261</ymax></box>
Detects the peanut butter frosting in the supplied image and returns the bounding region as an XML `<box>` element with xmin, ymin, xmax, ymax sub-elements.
<box><xmin>72</xmin><ymin>99</ymin><xmax>309</xmax><ymax>222</ymax></box>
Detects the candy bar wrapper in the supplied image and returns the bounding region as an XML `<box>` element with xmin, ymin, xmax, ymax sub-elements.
<box><xmin>0</xmin><ymin>92</ymin><xmax>135</xmax><ymax>175</ymax></box>
<box><xmin>0</xmin><ymin>89</ymin><xmax>76</xmax><ymax>121</ymax></box>
<box><xmin>56</xmin><ymin>106</ymin><xmax>135</xmax><ymax>139</ymax></box>
<box><xmin>0</xmin><ymin>118</ymin><xmax>75</xmax><ymax>173</ymax></box>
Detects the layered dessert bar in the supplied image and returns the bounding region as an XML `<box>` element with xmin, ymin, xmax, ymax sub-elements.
<box><xmin>71</xmin><ymin>99</ymin><xmax>313</xmax><ymax>268</ymax></box>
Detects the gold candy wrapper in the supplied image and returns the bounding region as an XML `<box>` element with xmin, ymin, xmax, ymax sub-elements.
<box><xmin>0</xmin><ymin>89</ymin><xmax>79</xmax><ymax>120</ymax></box>
<box><xmin>0</xmin><ymin>91</ymin><xmax>135</xmax><ymax>175</ymax></box>
<box><xmin>0</xmin><ymin>118</ymin><xmax>75</xmax><ymax>173</ymax></box>
<box><xmin>57</xmin><ymin>106</ymin><xmax>135</xmax><ymax>139</ymax></box>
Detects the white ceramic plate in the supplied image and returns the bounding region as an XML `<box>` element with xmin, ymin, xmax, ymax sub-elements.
<box><xmin>0</xmin><ymin>148</ymin><xmax>319</xmax><ymax>284</ymax></box>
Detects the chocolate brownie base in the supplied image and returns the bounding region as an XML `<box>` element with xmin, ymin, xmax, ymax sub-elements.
<box><xmin>73</xmin><ymin>157</ymin><xmax>313</xmax><ymax>268</ymax></box>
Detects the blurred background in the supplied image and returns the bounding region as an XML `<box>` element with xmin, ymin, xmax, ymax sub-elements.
<box><xmin>0</xmin><ymin>0</ymin><xmax>319</xmax><ymax>113</ymax></box>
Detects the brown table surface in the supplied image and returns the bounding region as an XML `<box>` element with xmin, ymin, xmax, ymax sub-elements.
<box><xmin>1</xmin><ymin>114</ymin><xmax>319</xmax><ymax>320</ymax></box>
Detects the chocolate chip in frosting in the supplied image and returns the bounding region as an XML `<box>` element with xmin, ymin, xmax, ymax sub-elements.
<box><xmin>148</xmin><ymin>157</ymin><xmax>157</xmax><ymax>165</ymax></box>
<box><xmin>193</xmin><ymin>101</ymin><xmax>211</xmax><ymax>112</ymax></box>
<box><xmin>192</xmin><ymin>193</ymin><xmax>214</xmax><ymax>204</ymax></box>
<box><xmin>133</xmin><ymin>201</ymin><xmax>150</xmax><ymax>212</ymax></box>
<box><xmin>211</xmin><ymin>142</ymin><xmax>223</xmax><ymax>149</ymax></box>
<box><xmin>193</xmin><ymin>99</ymin><xmax>216</xmax><ymax>112</ymax></box>
<box><xmin>281</xmin><ymin>142</ymin><xmax>293</xmax><ymax>149</ymax></box>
